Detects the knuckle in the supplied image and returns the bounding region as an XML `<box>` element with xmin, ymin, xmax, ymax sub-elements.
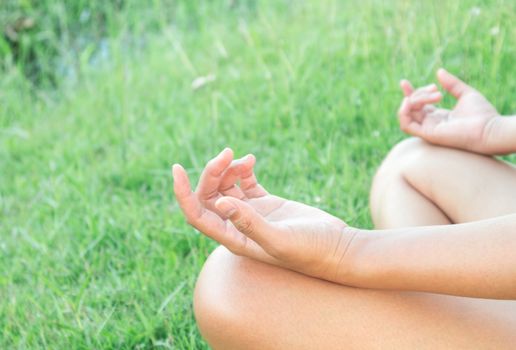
<box><xmin>236</xmin><ymin>217</ymin><xmax>254</xmax><ymax>235</ymax></box>
<box><xmin>223</xmin><ymin>166</ymin><xmax>236</xmax><ymax>177</ymax></box>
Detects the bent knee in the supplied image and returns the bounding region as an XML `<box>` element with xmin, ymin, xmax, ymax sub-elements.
<box><xmin>374</xmin><ymin>137</ymin><xmax>430</xmax><ymax>178</ymax></box>
<box><xmin>369</xmin><ymin>138</ymin><xmax>443</xmax><ymax>221</ymax></box>
<box><xmin>193</xmin><ymin>246</ymin><xmax>268</xmax><ymax>349</ymax></box>
<box><xmin>370</xmin><ymin>137</ymin><xmax>437</xmax><ymax>195</ymax></box>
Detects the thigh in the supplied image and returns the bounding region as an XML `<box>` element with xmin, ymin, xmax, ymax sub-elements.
<box><xmin>402</xmin><ymin>140</ymin><xmax>516</xmax><ymax>223</ymax></box>
<box><xmin>195</xmin><ymin>247</ymin><xmax>516</xmax><ymax>350</ymax></box>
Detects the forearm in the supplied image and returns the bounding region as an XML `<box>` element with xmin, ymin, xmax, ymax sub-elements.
<box><xmin>344</xmin><ymin>214</ymin><xmax>516</xmax><ymax>299</ymax></box>
<box><xmin>486</xmin><ymin>115</ymin><xmax>516</xmax><ymax>155</ymax></box>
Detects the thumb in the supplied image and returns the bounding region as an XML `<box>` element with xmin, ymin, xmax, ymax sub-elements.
<box><xmin>400</xmin><ymin>79</ymin><xmax>414</xmax><ymax>97</ymax></box>
<box><xmin>437</xmin><ymin>68</ymin><xmax>473</xmax><ymax>99</ymax></box>
<box><xmin>215</xmin><ymin>197</ymin><xmax>285</xmax><ymax>256</ymax></box>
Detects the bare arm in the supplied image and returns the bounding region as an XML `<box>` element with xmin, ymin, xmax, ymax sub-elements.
<box><xmin>173</xmin><ymin>149</ymin><xmax>516</xmax><ymax>302</ymax></box>
<box><xmin>485</xmin><ymin>116</ymin><xmax>516</xmax><ymax>155</ymax></box>
<box><xmin>346</xmin><ymin>214</ymin><xmax>516</xmax><ymax>299</ymax></box>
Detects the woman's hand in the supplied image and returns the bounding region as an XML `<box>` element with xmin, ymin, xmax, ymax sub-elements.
<box><xmin>398</xmin><ymin>68</ymin><xmax>504</xmax><ymax>154</ymax></box>
<box><xmin>172</xmin><ymin>148</ymin><xmax>359</xmax><ymax>283</ymax></box>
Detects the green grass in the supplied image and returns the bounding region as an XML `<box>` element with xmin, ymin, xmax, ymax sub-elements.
<box><xmin>1</xmin><ymin>0</ymin><xmax>516</xmax><ymax>348</ymax></box>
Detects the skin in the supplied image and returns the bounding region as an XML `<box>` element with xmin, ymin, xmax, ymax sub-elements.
<box><xmin>174</xmin><ymin>148</ymin><xmax>516</xmax><ymax>299</ymax></box>
<box><xmin>398</xmin><ymin>68</ymin><xmax>516</xmax><ymax>155</ymax></box>
<box><xmin>173</xmin><ymin>69</ymin><xmax>516</xmax><ymax>348</ymax></box>
<box><xmin>172</xmin><ymin>150</ymin><xmax>354</xmax><ymax>283</ymax></box>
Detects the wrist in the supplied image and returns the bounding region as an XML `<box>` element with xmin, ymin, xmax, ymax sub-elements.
<box><xmin>336</xmin><ymin>228</ymin><xmax>406</xmax><ymax>289</ymax></box>
<box><xmin>483</xmin><ymin>116</ymin><xmax>516</xmax><ymax>155</ymax></box>
<box><xmin>326</xmin><ymin>227</ymin><xmax>370</xmax><ymax>286</ymax></box>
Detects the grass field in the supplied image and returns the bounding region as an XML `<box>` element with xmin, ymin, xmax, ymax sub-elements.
<box><xmin>1</xmin><ymin>0</ymin><xmax>516</xmax><ymax>348</ymax></box>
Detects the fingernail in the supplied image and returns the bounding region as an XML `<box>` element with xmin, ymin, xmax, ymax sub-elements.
<box><xmin>172</xmin><ymin>163</ymin><xmax>181</xmax><ymax>176</ymax></box>
<box><xmin>217</xmin><ymin>200</ymin><xmax>237</xmax><ymax>217</ymax></box>
<box><xmin>218</xmin><ymin>147</ymin><xmax>233</xmax><ymax>159</ymax></box>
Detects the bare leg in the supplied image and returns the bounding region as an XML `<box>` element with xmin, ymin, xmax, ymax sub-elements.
<box><xmin>371</xmin><ymin>138</ymin><xmax>516</xmax><ymax>227</ymax></box>
<box><xmin>195</xmin><ymin>247</ymin><xmax>516</xmax><ymax>349</ymax></box>
<box><xmin>194</xmin><ymin>138</ymin><xmax>516</xmax><ymax>349</ymax></box>
<box><xmin>370</xmin><ymin>138</ymin><xmax>452</xmax><ymax>228</ymax></box>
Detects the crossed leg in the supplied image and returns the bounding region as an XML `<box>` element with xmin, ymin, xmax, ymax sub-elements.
<box><xmin>370</xmin><ymin>138</ymin><xmax>516</xmax><ymax>228</ymax></box>
<box><xmin>194</xmin><ymin>138</ymin><xmax>516</xmax><ymax>349</ymax></box>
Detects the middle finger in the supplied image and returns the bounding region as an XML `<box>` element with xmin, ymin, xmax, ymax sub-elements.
<box><xmin>219</xmin><ymin>155</ymin><xmax>255</xmax><ymax>200</ymax></box>
<box><xmin>196</xmin><ymin>148</ymin><xmax>234</xmax><ymax>201</ymax></box>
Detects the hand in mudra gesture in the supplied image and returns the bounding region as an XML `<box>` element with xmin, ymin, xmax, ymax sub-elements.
<box><xmin>172</xmin><ymin>148</ymin><xmax>358</xmax><ymax>282</ymax></box>
<box><xmin>398</xmin><ymin>68</ymin><xmax>503</xmax><ymax>154</ymax></box>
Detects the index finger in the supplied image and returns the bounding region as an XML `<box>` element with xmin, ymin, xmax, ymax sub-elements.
<box><xmin>218</xmin><ymin>154</ymin><xmax>255</xmax><ymax>199</ymax></box>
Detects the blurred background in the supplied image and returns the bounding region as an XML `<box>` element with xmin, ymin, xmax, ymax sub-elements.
<box><xmin>1</xmin><ymin>0</ymin><xmax>515</xmax><ymax>348</ymax></box>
